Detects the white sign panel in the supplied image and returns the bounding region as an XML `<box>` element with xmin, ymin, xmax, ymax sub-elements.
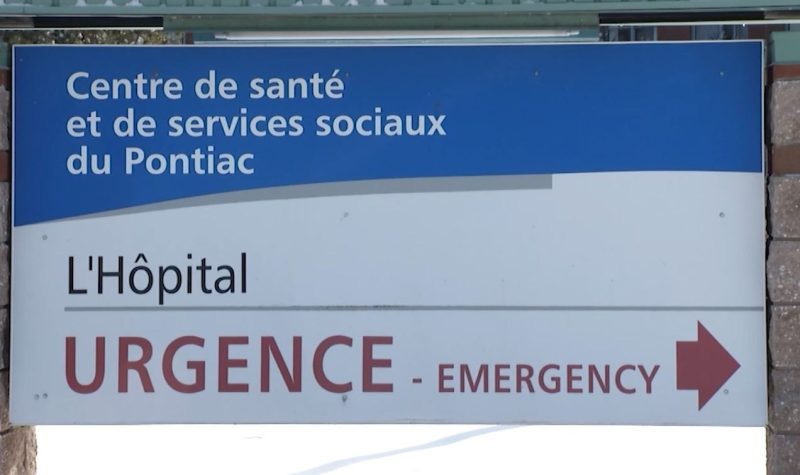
<box><xmin>10</xmin><ymin>42</ymin><xmax>765</xmax><ymax>425</ymax></box>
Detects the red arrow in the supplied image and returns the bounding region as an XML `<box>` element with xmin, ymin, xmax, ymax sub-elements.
<box><xmin>676</xmin><ymin>322</ymin><xmax>740</xmax><ymax>410</ymax></box>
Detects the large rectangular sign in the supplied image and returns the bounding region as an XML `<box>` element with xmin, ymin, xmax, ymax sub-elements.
<box><xmin>11</xmin><ymin>42</ymin><xmax>765</xmax><ymax>425</ymax></box>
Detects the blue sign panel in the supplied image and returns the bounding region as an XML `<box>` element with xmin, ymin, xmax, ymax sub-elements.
<box><xmin>14</xmin><ymin>43</ymin><xmax>762</xmax><ymax>225</ymax></box>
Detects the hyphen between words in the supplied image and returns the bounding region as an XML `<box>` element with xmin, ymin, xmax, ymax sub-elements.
<box><xmin>65</xmin><ymin>70</ymin><xmax>447</xmax><ymax>176</ymax></box>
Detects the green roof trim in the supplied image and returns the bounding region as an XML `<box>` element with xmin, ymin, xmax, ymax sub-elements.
<box><xmin>169</xmin><ymin>13</ymin><xmax>598</xmax><ymax>32</ymax></box>
<box><xmin>771</xmin><ymin>31</ymin><xmax>800</xmax><ymax>64</ymax></box>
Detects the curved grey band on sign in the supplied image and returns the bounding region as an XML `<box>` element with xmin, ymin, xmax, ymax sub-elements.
<box><xmin>60</xmin><ymin>174</ymin><xmax>553</xmax><ymax>222</ymax></box>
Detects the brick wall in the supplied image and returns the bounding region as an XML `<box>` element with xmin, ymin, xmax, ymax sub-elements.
<box><xmin>768</xmin><ymin>62</ymin><xmax>800</xmax><ymax>475</ymax></box>
<box><xmin>0</xmin><ymin>42</ymin><xmax>35</xmax><ymax>475</ymax></box>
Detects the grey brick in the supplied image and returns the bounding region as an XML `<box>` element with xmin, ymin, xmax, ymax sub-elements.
<box><xmin>0</xmin><ymin>245</ymin><xmax>8</xmax><ymax>308</ymax></box>
<box><xmin>0</xmin><ymin>371</ymin><xmax>7</xmax><ymax>432</ymax></box>
<box><xmin>772</xmin><ymin>80</ymin><xmax>800</xmax><ymax>146</ymax></box>
<box><xmin>0</xmin><ymin>183</ymin><xmax>9</xmax><ymax>244</ymax></box>
<box><xmin>771</xmin><ymin>369</ymin><xmax>800</xmax><ymax>433</ymax></box>
<box><xmin>771</xmin><ymin>176</ymin><xmax>800</xmax><ymax>239</ymax></box>
<box><xmin>770</xmin><ymin>433</ymin><xmax>800</xmax><ymax>475</ymax></box>
<box><xmin>0</xmin><ymin>309</ymin><xmax>7</xmax><ymax>372</ymax></box>
<box><xmin>0</xmin><ymin>427</ymin><xmax>36</xmax><ymax>475</ymax></box>
<box><xmin>771</xmin><ymin>306</ymin><xmax>800</xmax><ymax>368</ymax></box>
<box><xmin>768</xmin><ymin>241</ymin><xmax>800</xmax><ymax>303</ymax></box>
<box><xmin>0</xmin><ymin>87</ymin><xmax>8</xmax><ymax>152</ymax></box>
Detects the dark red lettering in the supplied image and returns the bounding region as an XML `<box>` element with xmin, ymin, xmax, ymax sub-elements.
<box><xmin>494</xmin><ymin>364</ymin><xmax>511</xmax><ymax>393</ymax></box>
<box><xmin>163</xmin><ymin>336</ymin><xmax>205</xmax><ymax>393</ymax></box>
<box><xmin>639</xmin><ymin>365</ymin><xmax>660</xmax><ymax>394</ymax></box>
<box><xmin>539</xmin><ymin>364</ymin><xmax>561</xmax><ymax>393</ymax></box>
<box><xmin>439</xmin><ymin>364</ymin><xmax>454</xmax><ymax>393</ymax></box>
<box><xmin>460</xmin><ymin>364</ymin><xmax>489</xmax><ymax>393</ymax></box>
<box><xmin>567</xmin><ymin>364</ymin><xmax>583</xmax><ymax>393</ymax></box>
<box><xmin>313</xmin><ymin>335</ymin><xmax>352</xmax><ymax>393</ymax></box>
<box><xmin>588</xmin><ymin>365</ymin><xmax>610</xmax><ymax>393</ymax></box>
<box><xmin>260</xmin><ymin>336</ymin><xmax>302</xmax><ymax>392</ymax></box>
<box><xmin>118</xmin><ymin>337</ymin><xmax>154</xmax><ymax>393</ymax></box>
<box><xmin>363</xmin><ymin>336</ymin><xmax>393</xmax><ymax>392</ymax></box>
<box><xmin>219</xmin><ymin>336</ymin><xmax>249</xmax><ymax>392</ymax></box>
<box><xmin>65</xmin><ymin>336</ymin><xmax>105</xmax><ymax>394</ymax></box>
<box><xmin>516</xmin><ymin>364</ymin><xmax>534</xmax><ymax>393</ymax></box>
<box><xmin>615</xmin><ymin>364</ymin><xmax>636</xmax><ymax>394</ymax></box>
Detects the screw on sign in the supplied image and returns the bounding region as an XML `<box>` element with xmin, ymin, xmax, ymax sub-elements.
<box><xmin>676</xmin><ymin>322</ymin><xmax>741</xmax><ymax>410</ymax></box>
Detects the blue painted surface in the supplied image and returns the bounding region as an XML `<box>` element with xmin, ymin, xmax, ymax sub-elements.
<box><xmin>13</xmin><ymin>43</ymin><xmax>763</xmax><ymax>225</ymax></box>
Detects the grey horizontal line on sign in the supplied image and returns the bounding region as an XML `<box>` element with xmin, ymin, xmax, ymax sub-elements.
<box><xmin>63</xmin><ymin>305</ymin><xmax>764</xmax><ymax>312</ymax></box>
